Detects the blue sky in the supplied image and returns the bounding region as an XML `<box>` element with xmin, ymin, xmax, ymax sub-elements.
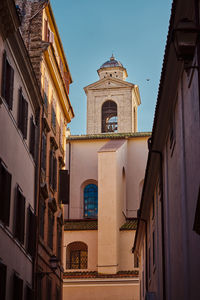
<box><xmin>51</xmin><ymin>0</ymin><xmax>172</xmax><ymax>134</ymax></box>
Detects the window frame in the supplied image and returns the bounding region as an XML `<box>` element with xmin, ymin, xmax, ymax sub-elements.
<box><xmin>83</xmin><ymin>183</ymin><xmax>98</xmax><ymax>219</ymax></box>
<box><xmin>18</xmin><ymin>87</ymin><xmax>28</xmax><ymax>139</ymax></box>
<box><xmin>0</xmin><ymin>262</ymin><xmax>7</xmax><ymax>300</ymax></box>
<box><xmin>0</xmin><ymin>159</ymin><xmax>12</xmax><ymax>226</ymax></box>
<box><xmin>14</xmin><ymin>185</ymin><xmax>26</xmax><ymax>244</ymax></box>
<box><xmin>1</xmin><ymin>51</ymin><xmax>14</xmax><ymax>110</ymax></box>
<box><xmin>102</xmin><ymin>100</ymin><xmax>118</xmax><ymax>133</ymax></box>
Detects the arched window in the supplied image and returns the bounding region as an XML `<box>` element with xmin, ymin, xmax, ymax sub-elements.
<box><xmin>66</xmin><ymin>242</ymin><xmax>88</xmax><ymax>269</ymax></box>
<box><xmin>84</xmin><ymin>184</ymin><xmax>98</xmax><ymax>218</ymax></box>
<box><xmin>102</xmin><ymin>100</ymin><xmax>117</xmax><ymax>133</ymax></box>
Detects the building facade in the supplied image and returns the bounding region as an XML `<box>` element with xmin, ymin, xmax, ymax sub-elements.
<box><xmin>0</xmin><ymin>0</ymin><xmax>42</xmax><ymax>299</ymax></box>
<box><xmin>63</xmin><ymin>57</ymin><xmax>150</xmax><ymax>300</ymax></box>
<box><xmin>15</xmin><ymin>0</ymin><xmax>74</xmax><ymax>299</ymax></box>
<box><xmin>133</xmin><ymin>1</ymin><xmax>200</xmax><ymax>300</ymax></box>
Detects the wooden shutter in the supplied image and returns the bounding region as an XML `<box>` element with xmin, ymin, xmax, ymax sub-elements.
<box><xmin>18</xmin><ymin>88</ymin><xmax>23</xmax><ymax>132</ymax></box>
<box><xmin>29</xmin><ymin>116</ymin><xmax>36</xmax><ymax>158</ymax></box>
<box><xmin>46</xmin><ymin>277</ymin><xmax>52</xmax><ymax>300</ymax></box>
<box><xmin>0</xmin><ymin>161</ymin><xmax>12</xmax><ymax>226</ymax></box>
<box><xmin>13</xmin><ymin>273</ymin><xmax>23</xmax><ymax>300</ymax></box>
<box><xmin>25</xmin><ymin>285</ymin><xmax>34</xmax><ymax>300</ymax></box>
<box><xmin>27</xmin><ymin>207</ymin><xmax>36</xmax><ymax>257</ymax></box>
<box><xmin>8</xmin><ymin>65</ymin><xmax>14</xmax><ymax>110</ymax></box>
<box><xmin>49</xmin><ymin>150</ymin><xmax>53</xmax><ymax>187</ymax></box>
<box><xmin>0</xmin><ymin>262</ymin><xmax>7</xmax><ymax>300</ymax></box>
<box><xmin>41</xmin><ymin>133</ymin><xmax>47</xmax><ymax>171</ymax></box>
<box><xmin>1</xmin><ymin>51</ymin><xmax>7</xmax><ymax>98</ymax></box>
<box><xmin>15</xmin><ymin>187</ymin><xmax>25</xmax><ymax>244</ymax></box>
<box><xmin>23</xmin><ymin>98</ymin><xmax>28</xmax><ymax>139</ymax></box>
<box><xmin>59</xmin><ymin>170</ymin><xmax>69</xmax><ymax>204</ymax></box>
<box><xmin>53</xmin><ymin>156</ymin><xmax>57</xmax><ymax>191</ymax></box>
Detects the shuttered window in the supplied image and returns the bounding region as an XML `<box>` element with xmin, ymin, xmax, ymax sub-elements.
<box><xmin>53</xmin><ymin>156</ymin><xmax>57</xmax><ymax>191</ymax></box>
<box><xmin>46</xmin><ymin>277</ymin><xmax>52</xmax><ymax>300</ymax></box>
<box><xmin>56</xmin><ymin>286</ymin><xmax>61</xmax><ymax>300</ymax></box>
<box><xmin>14</xmin><ymin>186</ymin><xmax>25</xmax><ymax>244</ymax></box>
<box><xmin>27</xmin><ymin>206</ymin><xmax>36</xmax><ymax>257</ymax></box>
<box><xmin>49</xmin><ymin>149</ymin><xmax>53</xmax><ymax>188</ymax></box>
<box><xmin>0</xmin><ymin>262</ymin><xmax>7</xmax><ymax>300</ymax></box>
<box><xmin>59</xmin><ymin>170</ymin><xmax>69</xmax><ymax>204</ymax></box>
<box><xmin>57</xmin><ymin>222</ymin><xmax>62</xmax><ymax>260</ymax></box>
<box><xmin>51</xmin><ymin>104</ymin><xmax>56</xmax><ymax>132</ymax></box>
<box><xmin>29</xmin><ymin>116</ymin><xmax>36</xmax><ymax>158</ymax></box>
<box><xmin>41</xmin><ymin>133</ymin><xmax>47</xmax><ymax>172</ymax></box>
<box><xmin>1</xmin><ymin>51</ymin><xmax>14</xmax><ymax>109</ymax></box>
<box><xmin>49</xmin><ymin>150</ymin><xmax>57</xmax><ymax>191</ymax></box>
<box><xmin>48</xmin><ymin>209</ymin><xmax>54</xmax><ymax>250</ymax></box>
<box><xmin>18</xmin><ymin>88</ymin><xmax>28</xmax><ymax>139</ymax></box>
<box><xmin>13</xmin><ymin>273</ymin><xmax>23</xmax><ymax>300</ymax></box>
<box><xmin>39</xmin><ymin>199</ymin><xmax>45</xmax><ymax>239</ymax></box>
<box><xmin>0</xmin><ymin>160</ymin><xmax>12</xmax><ymax>226</ymax></box>
<box><xmin>25</xmin><ymin>285</ymin><xmax>34</xmax><ymax>300</ymax></box>
<box><xmin>44</xmin><ymin>77</ymin><xmax>48</xmax><ymax>113</ymax></box>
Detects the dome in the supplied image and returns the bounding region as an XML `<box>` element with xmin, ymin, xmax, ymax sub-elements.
<box><xmin>100</xmin><ymin>54</ymin><xmax>124</xmax><ymax>69</ymax></box>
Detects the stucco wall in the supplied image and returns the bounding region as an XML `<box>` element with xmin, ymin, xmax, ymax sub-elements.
<box><xmin>66</xmin><ymin>137</ymin><xmax>149</xmax><ymax>220</ymax></box>
<box><xmin>63</xmin><ymin>280</ymin><xmax>139</xmax><ymax>300</ymax></box>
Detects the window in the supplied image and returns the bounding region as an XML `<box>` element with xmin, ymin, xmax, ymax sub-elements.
<box><xmin>46</xmin><ymin>277</ymin><xmax>52</xmax><ymax>300</ymax></box>
<box><xmin>56</xmin><ymin>286</ymin><xmax>61</xmax><ymax>300</ymax></box>
<box><xmin>134</xmin><ymin>254</ymin><xmax>139</xmax><ymax>268</ymax></box>
<box><xmin>49</xmin><ymin>149</ymin><xmax>57</xmax><ymax>191</ymax></box>
<box><xmin>39</xmin><ymin>199</ymin><xmax>45</xmax><ymax>239</ymax></box>
<box><xmin>44</xmin><ymin>77</ymin><xmax>49</xmax><ymax>113</ymax></box>
<box><xmin>27</xmin><ymin>206</ymin><xmax>36</xmax><ymax>257</ymax></box>
<box><xmin>0</xmin><ymin>262</ymin><xmax>7</xmax><ymax>300</ymax></box>
<box><xmin>29</xmin><ymin>116</ymin><xmax>36</xmax><ymax>159</ymax></box>
<box><xmin>14</xmin><ymin>186</ymin><xmax>25</xmax><ymax>244</ymax></box>
<box><xmin>153</xmin><ymin>231</ymin><xmax>155</xmax><ymax>267</ymax></box>
<box><xmin>59</xmin><ymin>170</ymin><xmax>69</xmax><ymax>204</ymax></box>
<box><xmin>41</xmin><ymin>133</ymin><xmax>47</xmax><ymax>172</ymax></box>
<box><xmin>51</xmin><ymin>99</ymin><xmax>56</xmax><ymax>132</ymax></box>
<box><xmin>102</xmin><ymin>100</ymin><xmax>117</xmax><ymax>133</ymax></box>
<box><xmin>57</xmin><ymin>222</ymin><xmax>62</xmax><ymax>260</ymax></box>
<box><xmin>0</xmin><ymin>159</ymin><xmax>12</xmax><ymax>226</ymax></box>
<box><xmin>193</xmin><ymin>187</ymin><xmax>200</xmax><ymax>235</ymax></box>
<box><xmin>59</xmin><ymin>117</ymin><xmax>64</xmax><ymax>149</ymax></box>
<box><xmin>84</xmin><ymin>184</ymin><xmax>98</xmax><ymax>218</ymax></box>
<box><xmin>37</xmin><ymin>271</ymin><xmax>42</xmax><ymax>300</ymax></box>
<box><xmin>152</xmin><ymin>195</ymin><xmax>155</xmax><ymax>219</ymax></box>
<box><xmin>18</xmin><ymin>88</ymin><xmax>28</xmax><ymax>139</ymax></box>
<box><xmin>48</xmin><ymin>209</ymin><xmax>54</xmax><ymax>250</ymax></box>
<box><xmin>25</xmin><ymin>285</ymin><xmax>34</xmax><ymax>300</ymax></box>
<box><xmin>1</xmin><ymin>51</ymin><xmax>14</xmax><ymax>109</ymax></box>
<box><xmin>13</xmin><ymin>273</ymin><xmax>23</xmax><ymax>300</ymax></box>
<box><xmin>66</xmin><ymin>242</ymin><xmax>88</xmax><ymax>269</ymax></box>
<box><xmin>148</xmin><ymin>247</ymin><xmax>151</xmax><ymax>281</ymax></box>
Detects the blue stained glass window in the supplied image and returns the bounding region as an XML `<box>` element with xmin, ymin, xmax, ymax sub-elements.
<box><xmin>84</xmin><ymin>184</ymin><xmax>98</xmax><ymax>218</ymax></box>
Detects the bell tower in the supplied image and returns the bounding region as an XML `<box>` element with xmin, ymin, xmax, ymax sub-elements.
<box><xmin>84</xmin><ymin>55</ymin><xmax>141</xmax><ymax>134</ymax></box>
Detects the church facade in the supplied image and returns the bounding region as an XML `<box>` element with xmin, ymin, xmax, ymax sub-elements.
<box><xmin>63</xmin><ymin>56</ymin><xmax>150</xmax><ymax>300</ymax></box>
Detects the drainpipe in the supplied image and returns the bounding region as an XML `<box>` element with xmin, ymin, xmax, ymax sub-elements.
<box><xmin>149</xmin><ymin>147</ymin><xmax>166</xmax><ymax>300</ymax></box>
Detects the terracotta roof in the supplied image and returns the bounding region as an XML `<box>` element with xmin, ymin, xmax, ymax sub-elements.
<box><xmin>64</xmin><ymin>220</ymin><xmax>97</xmax><ymax>231</ymax></box>
<box><xmin>120</xmin><ymin>219</ymin><xmax>138</xmax><ymax>231</ymax></box>
<box><xmin>67</xmin><ymin>132</ymin><xmax>151</xmax><ymax>141</ymax></box>
<box><xmin>63</xmin><ymin>270</ymin><xmax>139</xmax><ymax>279</ymax></box>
